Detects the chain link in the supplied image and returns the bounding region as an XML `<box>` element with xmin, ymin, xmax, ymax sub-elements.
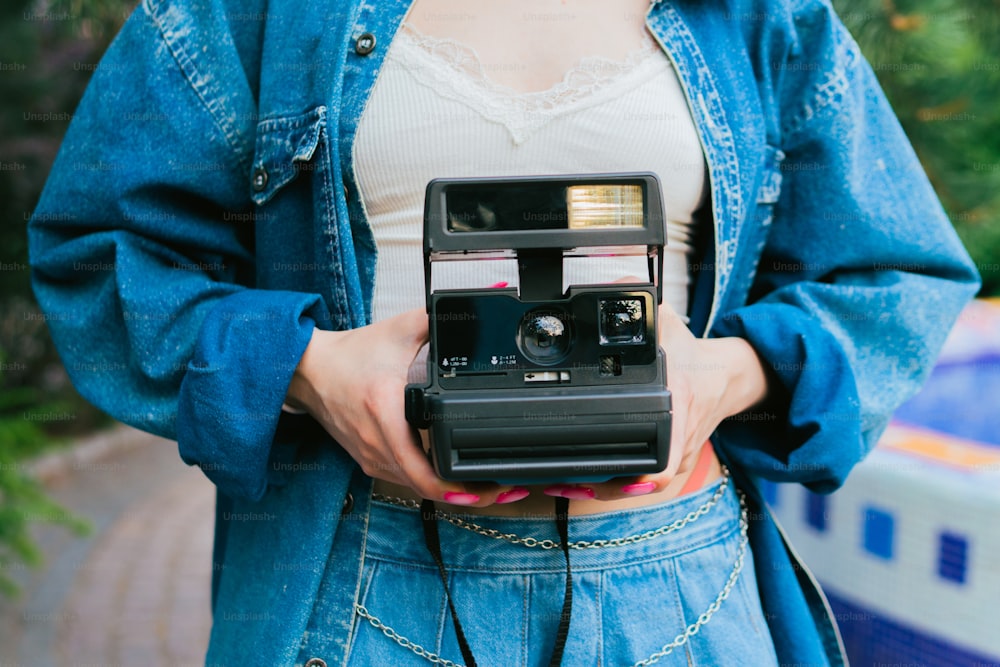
<box><xmin>355</xmin><ymin>604</ymin><xmax>462</xmax><ymax>667</ymax></box>
<box><xmin>630</xmin><ymin>490</ymin><xmax>749</xmax><ymax>667</ymax></box>
<box><xmin>373</xmin><ymin>467</ymin><xmax>730</xmax><ymax>551</ymax></box>
<box><xmin>355</xmin><ymin>488</ymin><xmax>749</xmax><ymax>667</ymax></box>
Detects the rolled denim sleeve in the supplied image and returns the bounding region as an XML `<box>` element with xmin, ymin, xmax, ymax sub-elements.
<box><xmin>712</xmin><ymin>3</ymin><xmax>981</xmax><ymax>492</ymax></box>
<box><xmin>28</xmin><ymin>1</ymin><xmax>327</xmax><ymax>501</ymax></box>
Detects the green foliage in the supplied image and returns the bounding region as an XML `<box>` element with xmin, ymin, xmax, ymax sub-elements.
<box><xmin>833</xmin><ymin>0</ymin><xmax>1000</xmax><ymax>293</ymax></box>
<box><xmin>0</xmin><ymin>330</ymin><xmax>93</xmax><ymax>597</ymax></box>
<box><xmin>0</xmin><ymin>456</ymin><xmax>91</xmax><ymax>597</ymax></box>
<box><xmin>0</xmin><ymin>301</ymin><xmax>99</xmax><ymax>595</ymax></box>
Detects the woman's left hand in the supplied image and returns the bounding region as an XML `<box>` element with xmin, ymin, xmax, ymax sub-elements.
<box><xmin>545</xmin><ymin>297</ymin><xmax>771</xmax><ymax>501</ymax></box>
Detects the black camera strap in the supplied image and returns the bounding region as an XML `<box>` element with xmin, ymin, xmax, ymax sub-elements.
<box><xmin>421</xmin><ymin>498</ymin><xmax>478</xmax><ymax>667</ymax></box>
<box><xmin>550</xmin><ymin>495</ymin><xmax>573</xmax><ymax>666</ymax></box>
<box><xmin>420</xmin><ymin>497</ymin><xmax>574</xmax><ymax>667</ymax></box>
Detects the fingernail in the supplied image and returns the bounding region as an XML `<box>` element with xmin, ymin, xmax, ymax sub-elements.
<box><xmin>621</xmin><ymin>481</ymin><xmax>657</xmax><ymax>496</ymax></box>
<box><xmin>496</xmin><ymin>487</ymin><xmax>530</xmax><ymax>504</ymax></box>
<box><xmin>443</xmin><ymin>492</ymin><xmax>481</xmax><ymax>505</ymax></box>
<box><xmin>544</xmin><ymin>485</ymin><xmax>595</xmax><ymax>500</ymax></box>
<box><xmin>489</xmin><ymin>281</ymin><xmax>509</xmax><ymax>288</ymax></box>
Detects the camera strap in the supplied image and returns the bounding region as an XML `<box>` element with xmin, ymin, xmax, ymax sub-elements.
<box><xmin>420</xmin><ymin>496</ymin><xmax>574</xmax><ymax>667</ymax></box>
<box><xmin>550</xmin><ymin>495</ymin><xmax>573</xmax><ymax>666</ymax></box>
<box><xmin>421</xmin><ymin>498</ymin><xmax>478</xmax><ymax>667</ymax></box>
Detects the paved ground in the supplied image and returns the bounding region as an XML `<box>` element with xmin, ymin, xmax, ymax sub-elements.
<box><xmin>0</xmin><ymin>426</ymin><xmax>215</xmax><ymax>666</ymax></box>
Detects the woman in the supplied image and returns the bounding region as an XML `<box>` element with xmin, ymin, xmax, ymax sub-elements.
<box><xmin>29</xmin><ymin>0</ymin><xmax>979</xmax><ymax>664</ymax></box>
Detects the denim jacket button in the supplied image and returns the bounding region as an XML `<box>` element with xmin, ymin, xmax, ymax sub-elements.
<box><xmin>341</xmin><ymin>492</ymin><xmax>354</xmax><ymax>515</ymax></box>
<box><xmin>304</xmin><ymin>659</ymin><xmax>327</xmax><ymax>667</ymax></box>
<box><xmin>354</xmin><ymin>32</ymin><xmax>376</xmax><ymax>55</ymax></box>
<box><xmin>252</xmin><ymin>167</ymin><xmax>269</xmax><ymax>192</ymax></box>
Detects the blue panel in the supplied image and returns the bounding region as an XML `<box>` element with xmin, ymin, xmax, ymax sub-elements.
<box><xmin>759</xmin><ymin>479</ymin><xmax>779</xmax><ymax>507</ymax></box>
<box><xmin>937</xmin><ymin>532</ymin><xmax>968</xmax><ymax>584</ymax></box>
<box><xmin>805</xmin><ymin>491</ymin><xmax>827</xmax><ymax>532</ymax></box>
<box><xmin>826</xmin><ymin>592</ymin><xmax>1000</xmax><ymax>667</ymax></box>
<box><xmin>893</xmin><ymin>358</ymin><xmax>1000</xmax><ymax>447</ymax></box>
<box><xmin>863</xmin><ymin>507</ymin><xmax>894</xmax><ymax>560</ymax></box>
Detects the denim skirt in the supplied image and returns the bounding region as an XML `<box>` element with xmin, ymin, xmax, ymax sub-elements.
<box><xmin>346</xmin><ymin>475</ymin><xmax>778</xmax><ymax>667</ymax></box>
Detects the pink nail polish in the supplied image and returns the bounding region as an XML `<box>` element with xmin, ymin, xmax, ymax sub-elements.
<box><xmin>489</xmin><ymin>281</ymin><xmax>509</xmax><ymax>288</ymax></box>
<box><xmin>544</xmin><ymin>485</ymin><xmax>594</xmax><ymax>500</ymax></box>
<box><xmin>496</xmin><ymin>487</ymin><xmax>530</xmax><ymax>504</ymax></box>
<box><xmin>621</xmin><ymin>481</ymin><xmax>657</xmax><ymax>496</ymax></box>
<box><xmin>443</xmin><ymin>492</ymin><xmax>480</xmax><ymax>505</ymax></box>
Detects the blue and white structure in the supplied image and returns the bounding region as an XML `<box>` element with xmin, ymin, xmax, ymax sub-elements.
<box><xmin>767</xmin><ymin>300</ymin><xmax>1000</xmax><ymax>666</ymax></box>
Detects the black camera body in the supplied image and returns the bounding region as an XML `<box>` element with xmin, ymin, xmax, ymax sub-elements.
<box><xmin>405</xmin><ymin>174</ymin><xmax>672</xmax><ymax>483</ymax></box>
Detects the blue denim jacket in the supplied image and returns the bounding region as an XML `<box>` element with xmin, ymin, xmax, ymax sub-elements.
<box><xmin>29</xmin><ymin>0</ymin><xmax>979</xmax><ymax>664</ymax></box>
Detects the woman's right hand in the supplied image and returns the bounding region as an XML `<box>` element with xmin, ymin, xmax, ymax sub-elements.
<box><xmin>284</xmin><ymin>309</ymin><xmax>501</xmax><ymax>505</ymax></box>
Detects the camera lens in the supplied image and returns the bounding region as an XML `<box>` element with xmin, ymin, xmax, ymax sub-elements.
<box><xmin>599</xmin><ymin>298</ymin><xmax>645</xmax><ymax>344</ymax></box>
<box><xmin>517</xmin><ymin>309</ymin><xmax>572</xmax><ymax>365</ymax></box>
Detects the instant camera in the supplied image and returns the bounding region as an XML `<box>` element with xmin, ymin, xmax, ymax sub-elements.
<box><xmin>405</xmin><ymin>174</ymin><xmax>672</xmax><ymax>483</ymax></box>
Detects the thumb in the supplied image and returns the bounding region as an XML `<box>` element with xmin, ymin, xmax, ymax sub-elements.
<box><xmin>392</xmin><ymin>308</ymin><xmax>430</xmax><ymax>385</ymax></box>
<box><xmin>394</xmin><ymin>308</ymin><xmax>429</xmax><ymax>352</ymax></box>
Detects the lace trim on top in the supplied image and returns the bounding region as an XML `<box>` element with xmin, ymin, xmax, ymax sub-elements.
<box><xmin>393</xmin><ymin>24</ymin><xmax>667</xmax><ymax>143</ymax></box>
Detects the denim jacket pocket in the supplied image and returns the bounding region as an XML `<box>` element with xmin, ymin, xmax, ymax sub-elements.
<box><xmin>250</xmin><ymin>107</ymin><xmax>327</xmax><ymax>205</ymax></box>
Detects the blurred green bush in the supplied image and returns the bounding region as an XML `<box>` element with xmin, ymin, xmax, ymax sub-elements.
<box><xmin>833</xmin><ymin>0</ymin><xmax>1000</xmax><ymax>294</ymax></box>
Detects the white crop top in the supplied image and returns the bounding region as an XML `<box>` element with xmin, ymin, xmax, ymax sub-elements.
<box><xmin>354</xmin><ymin>26</ymin><xmax>707</xmax><ymax>322</ymax></box>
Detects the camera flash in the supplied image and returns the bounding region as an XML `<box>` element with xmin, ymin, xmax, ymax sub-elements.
<box><xmin>566</xmin><ymin>185</ymin><xmax>644</xmax><ymax>229</ymax></box>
